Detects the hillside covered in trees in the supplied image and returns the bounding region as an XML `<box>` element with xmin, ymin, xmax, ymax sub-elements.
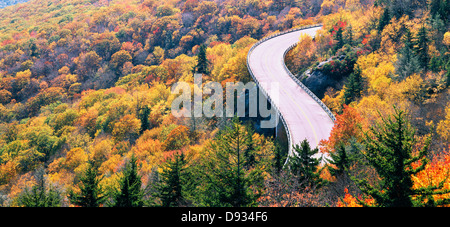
<box><xmin>0</xmin><ymin>0</ymin><xmax>449</xmax><ymax>207</ymax></box>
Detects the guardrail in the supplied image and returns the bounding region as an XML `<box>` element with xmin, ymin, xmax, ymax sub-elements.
<box><xmin>246</xmin><ymin>24</ymin><xmax>335</xmax><ymax>165</ymax></box>
<box><xmin>282</xmin><ymin>44</ymin><xmax>336</xmax><ymax>122</ymax></box>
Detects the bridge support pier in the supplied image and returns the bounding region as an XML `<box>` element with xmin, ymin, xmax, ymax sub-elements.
<box><xmin>274</xmin><ymin>115</ymin><xmax>289</xmax><ymax>158</ymax></box>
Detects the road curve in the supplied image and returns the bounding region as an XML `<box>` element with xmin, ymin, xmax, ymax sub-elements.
<box><xmin>247</xmin><ymin>26</ymin><xmax>335</xmax><ymax>159</ymax></box>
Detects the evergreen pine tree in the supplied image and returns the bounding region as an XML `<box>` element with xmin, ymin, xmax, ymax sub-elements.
<box><xmin>445</xmin><ymin>0</ymin><xmax>450</xmax><ymax>23</ymax></box>
<box><xmin>138</xmin><ymin>105</ymin><xmax>150</xmax><ymax>134</ymax></box>
<box><xmin>429</xmin><ymin>56</ymin><xmax>443</xmax><ymax>73</ymax></box>
<box><xmin>388</xmin><ymin>0</ymin><xmax>416</xmax><ymax>18</ymax></box>
<box><xmin>403</xmin><ymin>28</ymin><xmax>414</xmax><ymax>50</ymax></box>
<box><xmin>156</xmin><ymin>151</ymin><xmax>189</xmax><ymax>207</ymax></box>
<box><xmin>395</xmin><ymin>28</ymin><xmax>421</xmax><ymax>78</ymax></box>
<box><xmin>68</xmin><ymin>161</ymin><xmax>106</xmax><ymax>207</ymax></box>
<box><xmin>445</xmin><ymin>60</ymin><xmax>450</xmax><ymax>87</ymax></box>
<box><xmin>243</xmin><ymin>122</ymin><xmax>257</xmax><ymax>169</ymax></box>
<box><xmin>333</xmin><ymin>26</ymin><xmax>345</xmax><ymax>53</ymax></box>
<box><xmin>29</xmin><ymin>39</ymin><xmax>39</xmax><ymax>58</ymax></box>
<box><xmin>327</xmin><ymin>143</ymin><xmax>351</xmax><ymax>177</ymax></box>
<box><xmin>17</xmin><ymin>169</ymin><xmax>62</xmax><ymax>207</ymax></box>
<box><xmin>113</xmin><ymin>154</ymin><xmax>144</xmax><ymax>207</ymax></box>
<box><xmin>327</xmin><ymin>138</ymin><xmax>364</xmax><ymax>194</ymax></box>
<box><xmin>197</xmin><ymin>117</ymin><xmax>264</xmax><ymax>207</ymax></box>
<box><xmin>415</xmin><ymin>25</ymin><xmax>430</xmax><ymax>70</ymax></box>
<box><xmin>196</xmin><ymin>44</ymin><xmax>209</xmax><ymax>75</ymax></box>
<box><xmin>377</xmin><ymin>8</ymin><xmax>391</xmax><ymax>32</ymax></box>
<box><xmin>273</xmin><ymin>141</ymin><xmax>287</xmax><ymax>173</ymax></box>
<box><xmin>17</xmin><ymin>181</ymin><xmax>62</xmax><ymax>207</ymax></box>
<box><xmin>355</xmin><ymin>108</ymin><xmax>450</xmax><ymax>207</ymax></box>
<box><xmin>430</xmin><ymin>0</ymin><xmax>446</xmax><ymax>20</ymax></box>
<box><xmin>343</xmin><ymin>65</ymin><xmax>363</xmax><ymax>105</ymax></box>
<box><xmin>288</xmin><ymin>139</ymin><xmax>324</xmax><ymax>189</ymax></box>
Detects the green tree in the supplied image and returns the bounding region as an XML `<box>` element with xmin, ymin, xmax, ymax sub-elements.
<box><xmin>327</xmin><ymin>143</ymin><xmax>350</xmax><ymax>178</ymax></box>
<box><xmin>288</xmin><ymin>139</ymin><xmax>324</xmax><ymax>189</ymax></box>
<box><xmin>195</xmin><ymin>44</ymin><xmax>209</xmax><ymax>75</ymax></box>
<box><xmin>16</xmin><ymin>169</ymin><xmax>62</xmax><ymax>207</ymax></box>
<box><xmin>155</xmin><ymin>151</ymin><xmax>190</xmax><ymax>207</ymax></box>
<box><xmin>414</xmin><ymin>25</ymin><xmax>429</xmax><ymax>70</ymax></box>
<box><xmin>354</xmin><ymin>108</ymin><xmax>450</xmax><ymax>207</ymax></box>
<box><xmin>68</xmin><ymin>161</ymin><xmax>106</xmax><ymax>207</ymax></box>
<box><xmin>243</xmin><ymin>122</ymin><xmax>258</xmax><ymax>169</ymax></box>
<box><xmin>377</xmin><ymin>8</ymin><xmax>391</xmax><ymax>32</ymax></box>
<box><xmin>429</xmin><ymin>56</ymin><xmax>444</xmax><ymax>73</ymax></box>
<box><xmin>138</xmin><ymin>105</ymin><xmax>150</xmax><ymax>134</ymax></box>
<box><xmin>395</xmin><ymin>29</ymin><xmax>421</xmax><ymax>78</ymax></box>
<box><xmin>195</xmin><ymin>117</ymin><xmax>264</xmax><ymax>207</ymax></box>
<box><xmin>430</xmin><ymin>0</ymin><xmax>442</xmax><ymax>17</ymax></box>
<box><xmin>28</xmin><ymin>39</ymin><xmax>39</xmax><ymax>58</ymax></box>
<box><xmin>343</xmin><ymin>65</ymin><xmax>363</xmax><ymax>105</ymax></box>
<box><xmin>445</xmin><ymin>0</ymin><xmax>450</xmax><ymax>23</ymax></box>
<box><xmin>429</xmin><ymin>0</ymin><xmax>449</xmax><ymax>22</ymax></box>
<box><xmin>333</xmin><ymin>25</ymin><xmax>345</xmax><ymax>53</ymax></box>
<box><xmin>445</xmin><ymin>60</ymin><xmax>450</xmax><ymax>87</ymax></box>
<box><xmin>113</xmin><ymin>154</ymin><xmax>144</xmax><ymax>207</ymax></box>
<box><xmin>273</xmin><ymin>141</ymin><xmax>287</xmax><ymax>173</ymax></box>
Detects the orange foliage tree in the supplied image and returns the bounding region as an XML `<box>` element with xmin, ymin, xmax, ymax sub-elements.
<box><xmin>337</xmin><ymin>188</ymin><xmax>375</xmax><ymax>207</ymax></box>
<box><xmin>112</xmin><ymin>114</ymin><xmax>141</xmax><ymax>142</ymax></box>
<box><xmin>412</xmin><ymin>147</ymin><xmax>450</xmax><ymax>206</ymax></box>
<box><xmin>320</xmin><ymin>104</ymin><xmax>366</xmax><ymax>154</ymax></box>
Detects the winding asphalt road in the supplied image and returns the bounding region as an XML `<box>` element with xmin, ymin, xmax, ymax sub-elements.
<box><xmin>247</xmin><ymin>26</ymin><xmax>334</xmax><ymax>158</ymax></box>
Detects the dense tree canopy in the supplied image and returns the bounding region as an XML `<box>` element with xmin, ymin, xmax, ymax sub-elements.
<box><xmin>0</xmin><ymin>0</ymin><xmax>449</xmax><ymax>208</ymax></box>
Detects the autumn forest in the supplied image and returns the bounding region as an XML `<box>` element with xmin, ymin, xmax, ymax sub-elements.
<box><xmin>0</xmin><ymin>0</ymin><xmax>449</xmax><ymax>207</ymax></box>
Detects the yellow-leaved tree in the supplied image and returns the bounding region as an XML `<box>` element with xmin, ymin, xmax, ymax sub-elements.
<box><xmin>437</xmin><ymin>104</ymin><xmax>450</xmax><ymax>143</ymax></box>
<box><xmin>357</xmin><ymin>52</ymin><xmax>396</xmax><ymax>98</ymax></box>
